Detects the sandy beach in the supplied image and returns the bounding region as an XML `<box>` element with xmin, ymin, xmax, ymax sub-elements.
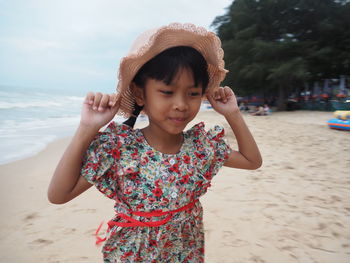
<box><xmin>0</xmin><ymin>110</ymin><xmax>349</xmax><ymax>263</ymax></box>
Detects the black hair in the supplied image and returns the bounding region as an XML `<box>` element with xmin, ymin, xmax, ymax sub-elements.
<box><xmin>123</xmin><ymin>46</ymin><xmax>209</xmax><ymax>128</ymax></box>
<box><xmin>122</xmin><ymin>103</ymin><xmax>144</xmax><ymax>127</ymax></box>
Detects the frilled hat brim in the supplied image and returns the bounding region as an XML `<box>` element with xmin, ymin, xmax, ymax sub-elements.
<box><xmin>116</xmin><ymin>23</ymin><xmax>228</xmax><ymax>117</ymax></box>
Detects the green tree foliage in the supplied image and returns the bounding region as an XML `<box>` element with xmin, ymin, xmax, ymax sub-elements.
<box><xmin>212</xmin><ymin>0</ymin><xmax>350</xmax><ymax>109</ymax></box>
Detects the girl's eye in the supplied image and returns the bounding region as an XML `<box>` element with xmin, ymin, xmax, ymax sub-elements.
<box><xmin>160</xmin><ymin>90</ymin><xmax>173</xmax><ymax>95</ymax></box>
<box><xmin>190</xmin><ymin>92</ymin><xmax>201</xmax><ymax>97</ymax></box>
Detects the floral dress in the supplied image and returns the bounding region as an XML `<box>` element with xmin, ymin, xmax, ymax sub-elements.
<box><xmin>81</xmin><ymin>121</ymin><xmax>231</xmax><ymax>262</ymax></box>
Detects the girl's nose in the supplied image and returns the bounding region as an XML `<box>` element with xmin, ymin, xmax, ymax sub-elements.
<box><xmin>173</xmin><ymin>95</ymin><xmax>189</xmax><ymax>111</ymax></box>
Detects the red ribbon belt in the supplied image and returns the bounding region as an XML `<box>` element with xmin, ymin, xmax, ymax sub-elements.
<box><xmin>95</xmin><ymin>199</ymin><xmax>198</xmax><ymax>245</ymax></box>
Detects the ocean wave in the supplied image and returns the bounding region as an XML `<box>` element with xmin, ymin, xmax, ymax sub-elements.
<box><xmin>0</xmin><ymin>134</ymin><xmax>58</xmax><ymax>165</ymax></box>
<box><xmin>0</xmin><ymin>115</ymin><xmax>81</xmax><ymax>133</ymax></box>
<box><xmin>0</xmin><ymin>95</ymin><xmax>84</xmax><ymax>109</ymax></box>
<box><xmin>0</xmin><ymin>101</ymin><xmax>62</xmax><ymax>109</ymax></box>
<box><xmin>0</xmin><ymin>114</ymin><xmax>126</xmax><ymax>165</ymax></box>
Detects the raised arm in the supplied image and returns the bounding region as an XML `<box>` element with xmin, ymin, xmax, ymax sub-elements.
<box><xmin>47</xmin><ymin>92</ymin><xmax>120</xmax><ymax>204</ymax></box>
<box><xmin>206</xmin><ymin>87</ymin><xmax>262</xmax><ymax>170</ymax></box>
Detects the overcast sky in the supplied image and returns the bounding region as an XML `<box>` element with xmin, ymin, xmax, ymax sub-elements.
<box><xmin>0</xmin><ymin>0</ymin><xmax>232</xmax><ymax>94</ymax></box>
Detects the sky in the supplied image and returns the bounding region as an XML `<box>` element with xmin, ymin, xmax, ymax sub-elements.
<box><xmin>0</xmin><ymin>0</ymin><xmax>233</xmax><ymax>95</ymax></box>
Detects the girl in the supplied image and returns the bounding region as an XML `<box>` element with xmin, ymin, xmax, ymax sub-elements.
<box><xmin>48</xmin><ymin>23</ymin><xmax>262</xmax><ymax>262</ymax></box>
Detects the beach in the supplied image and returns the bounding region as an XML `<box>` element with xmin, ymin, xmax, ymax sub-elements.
<box><xmin>0</xmin><ymin>110</ymin><xmax>349</xmax><ymax>262</ymax></box>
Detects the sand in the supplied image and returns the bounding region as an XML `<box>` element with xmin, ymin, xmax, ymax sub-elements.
<box><xmin>0</xmin><ymin>110</ymin><xmax>349</xmax><ymax>263</ymax></box>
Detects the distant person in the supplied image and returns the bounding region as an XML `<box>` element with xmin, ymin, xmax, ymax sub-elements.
<box><xmin>251</xmin><ymin>105</ymin><xmax>265</xmax><ymax>116</ymax></box>
<box><xmin>263</xmin><ymin>104</ymin><xmax>271</xmax><ymax>115</ymax></box>
<box><xmin>239</xmin><ymin>101</ymin><xmax>249</xmax><ymax>112</ymax></box>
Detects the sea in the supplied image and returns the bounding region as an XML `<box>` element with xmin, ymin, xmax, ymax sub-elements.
<box><xmin>0</xmin><ymin>85</ymin><xmax>125</xmax><ymax>165</ymax></box>
<box><xmin>0</xmin><ymin>85</ymin><xmax>211</xmax><ymax>165</ymax></box>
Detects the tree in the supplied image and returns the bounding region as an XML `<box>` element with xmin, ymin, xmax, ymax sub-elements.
<box><xmin>212</xmin><ymin>0</ymin><xmax>350</xmax><ymax>110</ymax></box>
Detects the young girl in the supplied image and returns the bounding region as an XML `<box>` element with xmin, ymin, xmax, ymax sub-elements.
<box><xmin>48</xmin><ymin>23</ymin><xmax>262</xmax><ymax>262</ymax></box>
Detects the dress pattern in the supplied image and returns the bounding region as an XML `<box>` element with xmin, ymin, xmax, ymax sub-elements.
<box><xmin>81</xmin><ymin>121</ymin><xmax>231</xmax><ymax>262</ymax></box>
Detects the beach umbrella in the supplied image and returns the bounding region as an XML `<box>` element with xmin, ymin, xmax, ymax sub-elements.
<box><xmin>336</xmin><ymin>75</ymin><xmax>347</xmax><ymax>98</ymax></box>
<box><xmin>320</xmin><ymin>79</ymin><xmax>330</xmax><ymax>99</ymax></box>
<box><xmin>323</xmin><ymin>79</ymin><xmax>330</xmax><ymax>93</ymax></box>
<box><xmin>312</xmin><ymin>81</ymin><xmax>321</xmax><ymax>99</ymax></box>
<box><xmin>339</xmin><ymin>75</ymin><xmax>346</xmax><ymax>93</ymax></box>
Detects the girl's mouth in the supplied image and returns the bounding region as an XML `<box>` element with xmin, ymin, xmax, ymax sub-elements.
<box><xmin>169</xmin><ymin>117</ymin><xmax>186</xmax><ymax>124</ymax></box>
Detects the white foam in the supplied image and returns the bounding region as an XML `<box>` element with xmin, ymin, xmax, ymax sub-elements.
<box><xmin>0</xmin><ymin>134</ymin><xmax>56</xmax><ymax>165</ymax></box>
<box><xmin>0</xmin><ymin>95</ymin><xmax>84</xmax><ymax>109</ymax></box>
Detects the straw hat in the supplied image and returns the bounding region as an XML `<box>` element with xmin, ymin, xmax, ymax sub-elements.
<box><xmin>116</xmin><ymin>22</ymin><xmax>228</xmax><ymax>117</ymax></box>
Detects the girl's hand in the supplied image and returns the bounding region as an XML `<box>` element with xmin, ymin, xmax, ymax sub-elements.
<box><xmin>80</xmin><ymin>92</ymin><xmax>121</xmax><ymax>131</ymax></box>
<box><xmin>206</xmin><ymin>86</ymin><xmax>239</xmax><ymax>117</ymax></box>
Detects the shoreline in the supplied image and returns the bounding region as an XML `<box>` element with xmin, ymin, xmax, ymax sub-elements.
<box><xmin>1</xmin><ymin>110</ymin><xmax>350</xmax><ymax>262</ymax></box>
<box><xmin>0</xmin><ymin>109</ymin><xmax>331</xmax><ymax>166</ymax></box>
<box><xmin>0</xmin><ymin>106</ymin><xmax>213</xmax><ymax>166</ymax></box>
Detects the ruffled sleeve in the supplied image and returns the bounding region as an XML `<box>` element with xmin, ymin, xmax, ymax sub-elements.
<box><xmin>205</xmin><ymin>124</ymin><xmax>231</xmax><ymax>178</ymax></box>
<box><xmin>190</xmin><ymin>122</ymin><xmax>231</xmax><ymax>181</ymax></box>
<box><xmin>80</xmin><ymin>122</ymin><xmax>127</xmax><ymax>199</ymax></box>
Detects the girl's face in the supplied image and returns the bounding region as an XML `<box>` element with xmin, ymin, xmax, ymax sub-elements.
<box><xmin>135</xmin><ymin>67</ymin><xmax>203</xmax><ymax>136</ymax></box>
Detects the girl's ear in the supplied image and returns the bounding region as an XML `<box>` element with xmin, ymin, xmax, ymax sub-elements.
<box><xmin>131</xmin><ymin>82</ymin><xmax>144</xmax><ymax>106</ymax></box>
